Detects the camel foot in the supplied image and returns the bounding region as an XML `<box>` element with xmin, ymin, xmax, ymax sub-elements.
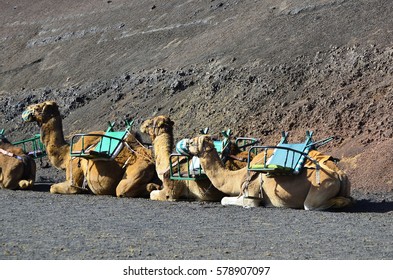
<box><xmin>221</xmin><ymin>195</ymin><xmax>262</xmax><ymax>208</ymax></box>
<box><xmin>304</xmin><ymin>196</ymin><xmax>355</xmax><ymax>210</ymax></box>
<box><xmin>330</xmin><ymin>196</ymin><xmax>355</xmax><ymax>209</ymax></box>
<box><xmin>150</xmin><ymin>189</ymin><xmax>170</xmax><ymax>201</ymax></box>
<box><xmin>50</xmin><ymin>182</ymin><xmax>83</xmax><ymax>194</ymax></box>
<box><xmin>146</xmin><ymin>183</ymin><xmax>161</xmax><ymax>192</ymax></box>
<box><xmin>18</xmin><ymin>180</ymin><xmax>33</xmax><ymax>189</ymax></box>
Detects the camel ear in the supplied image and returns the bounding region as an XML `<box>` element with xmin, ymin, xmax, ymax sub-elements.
<box><xmin>203</xmin><ymin>135</ymin><xmax>214</xmax><ymax>149</ymax></box>
<box><xmin>198</xmin><ymin>136</ymin><xmax>206</xmax><ymax>152</ymax></box>
<box><xmin>165</xmin><ymin>116</ymin><xmax>174</xmax><ymax>127</ymax></box>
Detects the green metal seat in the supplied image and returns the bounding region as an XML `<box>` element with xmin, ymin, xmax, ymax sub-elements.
<box><xmin>169</xmin><ymin>154</ymin><xmax>208</xmax><ymax>181</ymax></box>
<box><xmin>1</xmin><ymin>129</ymin><xmax>46</xmax><ymax>159</ymax></box>
<box><xmin>70</xmin><ymin>120</ymin><xmax>133</xmax><ymax>160</ymax></box>
<box><xmin>248</xmin><ymin>131</ymin><xmax>314</xmax><ymax>175</ymax></box>
<box><xmin>234</xmin><ymin>137</ymin><xmax>260</xmax><ymax>151</ymax></box>
<box><xmin>171</xmin><ymin>128</ymin><xmax>260</xmax><ymax>181</ymax></box>
<box><xmin>170</xmin><ymin>129</ymin><xmax>233</xmax><ymax>181</ymax></box>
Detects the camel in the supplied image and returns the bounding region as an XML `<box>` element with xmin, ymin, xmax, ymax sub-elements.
<box><xmin>22</xmin><ymin>101</ymin><xmax>159</xmax><ymax>197</ymax></box>
<box><xmin>0</xmin><ymin>142</ymin><xmax>36</xmax><ymax>190</ymax></box>
<box><xmin>185</xmin><ymin>135</ymin><xmax>354</xmax><ymax>210</ymax></box>
<box><xmin>140</xmin><ymin>115</ymin><xmax>226</xmax><ymax>201</ymax></box>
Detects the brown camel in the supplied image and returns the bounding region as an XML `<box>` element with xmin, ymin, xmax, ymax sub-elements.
<box><xmin>22</xmin><ymin>101</ymin><xmax>159</xmax><ymax>197</ymax></box>
<box><xmin>140</xmin><ymin>115</ymin><xmax>225</xmax><ymax>201</ymax></box>
<box><xmin>0</xmin><ymin>142</ymin><xmax>36</xmax><ymax>190</ymax></box>
<box><xmin>185</xmin><ymin>135</ymin><xmax>354</xmax><ymax>210</ymax></box>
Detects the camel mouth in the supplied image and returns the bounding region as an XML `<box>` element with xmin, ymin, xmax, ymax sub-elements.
<box><xmin>176</xmin><ymin>139</ymin><xmax>192</xmax><ymax>156</ymax></box>
<box><xmin>21</xmin><ymin>109</ymin><xmax>34</xmax><ymax>122</ymax></box>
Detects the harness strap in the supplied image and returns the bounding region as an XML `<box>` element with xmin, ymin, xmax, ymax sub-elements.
<box><xmin>0</xmin><ymin>147</ymin><xmax>24</xmax><ymax>161</ymax></box>
<box><xmin>240</xmin><ymin>171</ymin><xmax>260</xmax><ymax>197</ymax></box>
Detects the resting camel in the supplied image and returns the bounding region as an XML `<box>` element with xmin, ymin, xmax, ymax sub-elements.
<box><xmin>0</xmin><ymin>142</ymin><xmax>36</xmax><ymax>190</ymax></box>
<box><xmin>140</xmin><ymin>115</ymin><xmax>226</xmax><ymax>201</ymax></box>
<box><xmin>22</xmin><ymin>101</ymin><xmax>159</xmax><ymax>197</ymax></box>
<box><xmin>185</xmin><ymin>135</ymin><xmax>354</xmax><ymax>210</ymax></box>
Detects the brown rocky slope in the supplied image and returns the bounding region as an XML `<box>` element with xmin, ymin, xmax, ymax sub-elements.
<box><xmin>1</xmin><ymin>0</ymin><xmax>393</xmax><ymax>195</ymax></box>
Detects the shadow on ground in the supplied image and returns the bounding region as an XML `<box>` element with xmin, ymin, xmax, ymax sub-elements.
<box><xmin>345</xmin><ymin>199</ymin><xmax>393</xmax><ymax>213</ymax></box>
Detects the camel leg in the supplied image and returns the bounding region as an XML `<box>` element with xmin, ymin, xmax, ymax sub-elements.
<box><xmin>50</xmin><ymin>181</ymin><xmax>84</xmax><ymax>194</ymax></box>
<box><xmin>116</xmin><ymin>179</ymin><xmax>148</xmax><ymax>197</ymax></box>
<box><xmin>116</xmin><ymin>162</ymin><xmax>157</xmax><ymax>198</ymax></box>
<box><xmin>303</xmin><ymin>178</ymin><xmax>345</xmax><ymax>210</ymax></box>
<box><xmin>0</xmin><ymin>167</ymin><xmax>23</xmax><ymax>190</ymax></box>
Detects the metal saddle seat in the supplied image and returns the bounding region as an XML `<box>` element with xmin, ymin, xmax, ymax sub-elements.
<box><xmin>70</xmin><ymin>120</ymin><xmax>133</xmax><ymax>161</ymax></box>
<box><xmin>247</xmin><ymin>131</ymin><xmax>333</xmax><ymax>176</ymax></box>
<box><xmin>170</xmin><ymin>128</ymin><xmax>259</xmax><ymax>181</ymax></box>
<box><xmin>1</xmin><ymin>129</ymin><xmax>47</xmax><ymax>159</ymax></box>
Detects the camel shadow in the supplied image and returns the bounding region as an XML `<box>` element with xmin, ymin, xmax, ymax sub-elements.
<box><xmin>344</xmin><ymin>199</ymin><xmax>393</xmax><ymax>213</ymax></box>
<box><xmin>31</xmin><ymin>182</ymin><xmax>52</xmax><ymax>192</ymax></box>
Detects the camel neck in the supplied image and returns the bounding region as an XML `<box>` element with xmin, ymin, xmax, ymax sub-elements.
<box><xmin>152</xmin><ymin>132</ymin><xmax>173</xmax><ymax>175</ymax></box>
<box><xmin>199</xmin><ymin>147</ymin><xmax>247</xmax><ymax>196</ymax></box>
<box><xmin>40</xmin><ymin>116</ymin><xmax>70</xmax><ymax>169</ymax></box>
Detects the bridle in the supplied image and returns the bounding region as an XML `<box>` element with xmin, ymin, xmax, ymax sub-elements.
<box><xmin>186</xmin><ymin>136</ymin><xmax>214</xmax><ymax>158</ymax></box>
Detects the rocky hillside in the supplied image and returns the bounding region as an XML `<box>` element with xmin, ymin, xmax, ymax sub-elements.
<box><xmin>1</xmin><ymin>0</ymin><xmax>393</xmax><ymax>193</ymax></box>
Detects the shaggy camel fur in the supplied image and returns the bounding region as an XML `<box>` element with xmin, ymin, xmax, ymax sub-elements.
<box><xmin>140</xmin><ymin>115</ymin><xmax>225</xmax><ymax>201</ymax></box>
<box><xmin>0</xmin><ymin>143</ymin><xmax>36</xmax><ymax>190</ymax></box>
<box><xmin>22</xmin><ymin>101</ymin><xmax>159</xmax><ymax>197</ymax></box>
<box><xmin>186</xmin><ymin>135</ymin><xmax>354</xmax><ymax>210</ymax></box>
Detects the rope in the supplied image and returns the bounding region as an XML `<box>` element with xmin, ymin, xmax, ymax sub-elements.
<box><xmin>259</xmin><ymin>173</ymin><xmax>264</xmax><ymax>199</ymax></box>
<box><xmin>239</xmin><ymin>170</ymin><xmax>264</xmax><ymax>199</ymax></box>
<box><xmin>123</xmin><ymin>141</ymin><xmax>154</xmax><ymax>165</ymax></box>
<box><xmin>201</xmin><ymin>182</ymin><xmax>215</xmax><ymax>198</ymax></box>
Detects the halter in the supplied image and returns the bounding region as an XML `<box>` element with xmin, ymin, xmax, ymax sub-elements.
<box><xmin>22</xmin><ymin>108</ymin><xmax>34</xmax><ymax>122</ymax></box>
<box><xmin>186</xmin><ymin>136</ymin><xmax>214</xmax><ymax>158</ymax></box>
<box><xmin>151</xmin><ymin>118</ymin><xmax>172</xmax><ymax>138</ymax></box>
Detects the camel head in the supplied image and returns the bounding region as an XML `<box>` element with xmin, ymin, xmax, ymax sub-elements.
<box><xmin>22</xmin><ymin>101</ymin><xmax>60</xmax><ymax>126</ymax></box>
<box><xmin>186</xmin><ymin>135</ymin><xmax>216</xmax><ymax>157</ymax></box>
<box><xmin>140</xmin><ymin>115</ymin><xmax>174</xmax><ymax>140</ymax></box>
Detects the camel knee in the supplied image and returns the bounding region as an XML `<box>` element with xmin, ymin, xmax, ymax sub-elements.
<box><xmin>304</xmin><ymin>196</ymin><xmax>334</xmax><ymax>211</ymax></box>
<box><xmin>116</xmin><ymin>180</ymin><xmax>141</xmax><ymax>197</ymax></box>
